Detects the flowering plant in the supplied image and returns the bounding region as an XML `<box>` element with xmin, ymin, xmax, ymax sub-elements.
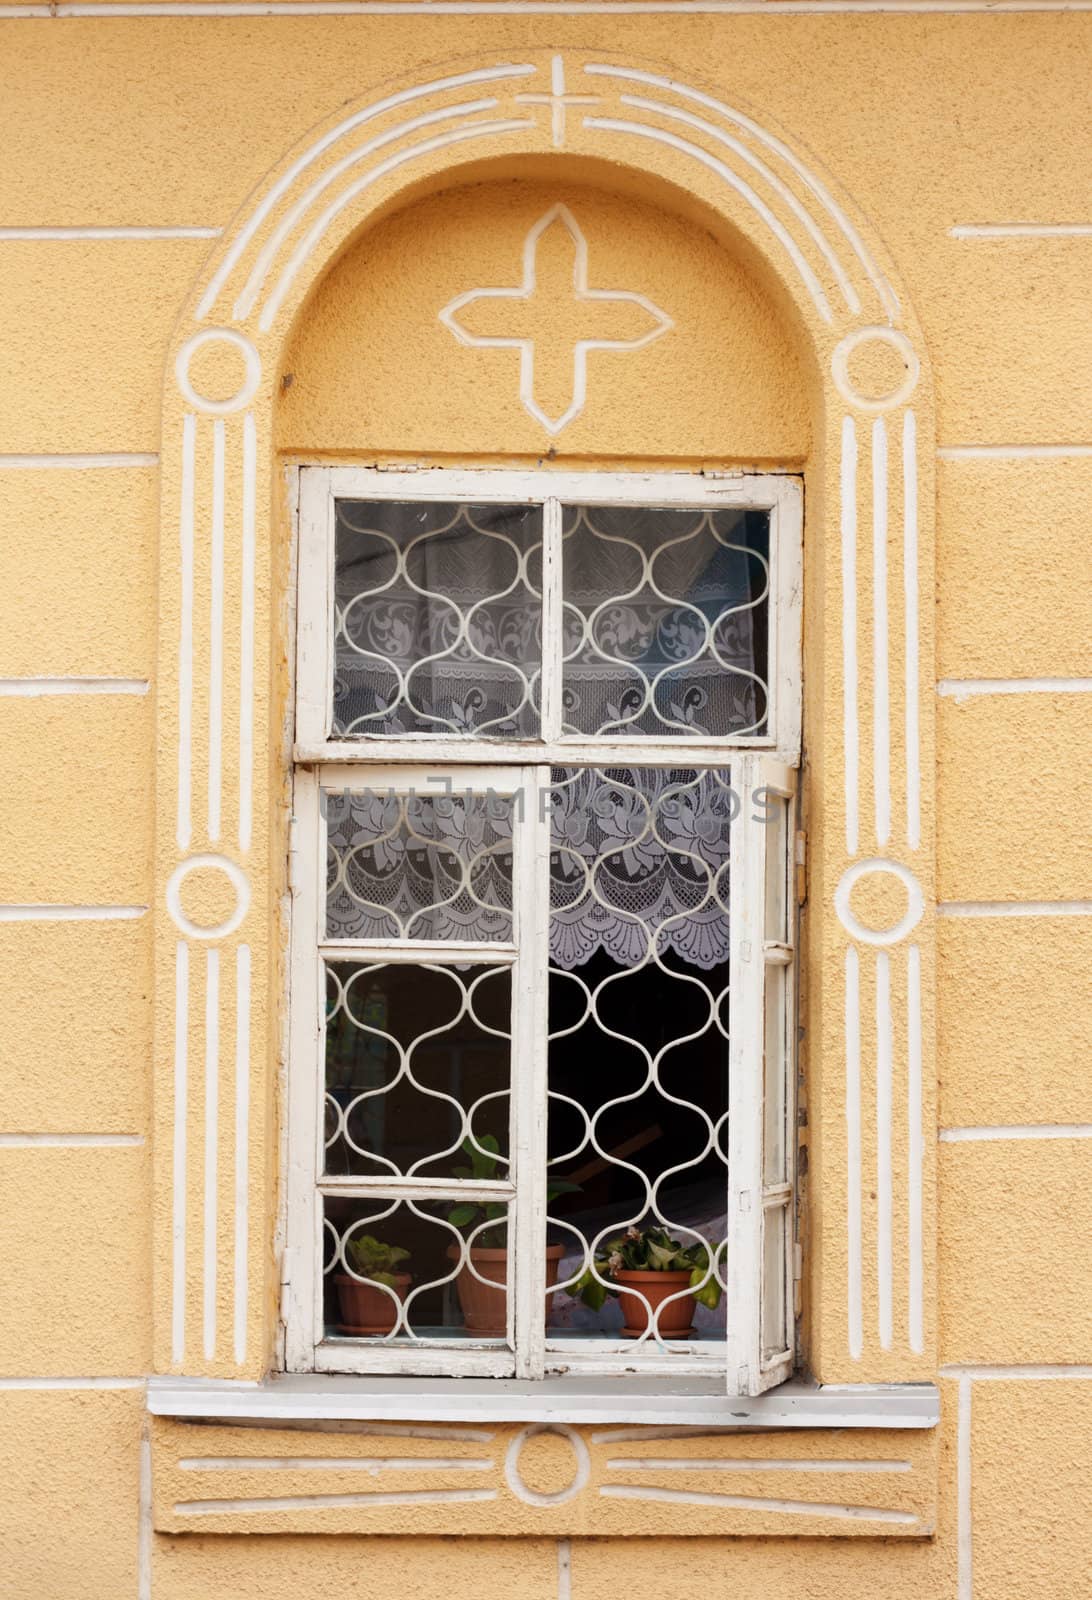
<box><xmin>572</xmin><ymin>1223</ymin><xmax>723</xmax><ymax>1312</ymax></box>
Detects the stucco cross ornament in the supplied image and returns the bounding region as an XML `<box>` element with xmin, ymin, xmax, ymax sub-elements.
<box><xmin>439</xmin><ymin>203</ymin><xmax>674</xmax><ymax>436</ymax></box>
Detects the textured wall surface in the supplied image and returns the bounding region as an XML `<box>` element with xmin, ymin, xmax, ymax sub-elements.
<box><xmin>0</xmin><ymin>7</ymin><xmax>1090</xmax><ymax>1599</ymax></box>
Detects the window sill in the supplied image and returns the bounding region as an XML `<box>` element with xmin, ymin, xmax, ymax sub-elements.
<box><xmin>147</xmin><ymin>1373</ymin><xmax>939</xmax><ymax>1429</ymax></box>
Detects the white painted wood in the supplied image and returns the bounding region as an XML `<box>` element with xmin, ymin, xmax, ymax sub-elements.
<box><xmin>298</xmin><ymin>736</ymin><xmax>783</xmax><ymax>765</ymax></box>
<box><xmin>147</xmin><ymin>1375</ymin><xmax>941</xmax><ymax>1429</ymax></box>
<box><xmin>724</xmin><ymin>754</ymin><xmax>767</xmax><ymax>1397</ymax></box>
<box><xmin>318</xmin><ymin>940</ymin><xmax>518</xmax><ymax>966</ymax></box>
<box><xmin>295</xmin><ymin>469</ymin><xmax>335</xmax><ymax>749</ymax></box>
<box><xmin>512</xmin><ymin>767</ymin><xmax>550</xmax><ymax>1377</ymax></box>
<box><xmin>284</xmin><ymin>769</ymin><xmax>324</xmax><ymax>1372</ymax></box>
<box><xmin>286</xmin><ymin>467</ymin><xmax>803</xmax><ymax>1388</ymax></box>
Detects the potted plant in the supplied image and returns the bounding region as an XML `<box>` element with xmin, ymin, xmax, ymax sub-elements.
<box><xmin>572</xmin><ymin>1224</ymin><xmax>722</xmax><ymax>1339</ymax></box>
<box><xmin>335</xmin><ymin>1233</ymin><xmax>412</xmax><ymax>1336</ymax></box>
<box><xmin>446</xmin><ymin>1135</ymin><xmax>577</xmax><ymax>1335</ymax></box>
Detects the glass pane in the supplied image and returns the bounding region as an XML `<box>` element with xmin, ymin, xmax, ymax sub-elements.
<box><xmin>333</xmin><ymin>498</ymin><xmax>542</xmax><ymax>737</ymax></box>
<box><xmin>323</xmin><ymin>1196</ymin><xmax>512</xmax><ymax>1344</ymax></box>
<box><xmin>544</xmin><ymin>767</ymin><xmax>733</xmax><ymax>1347</ymax></box>
<box><xmin>761</xmin><ymin>1201</ymin><xmax>789</xmax><ymax>1362</ymax></box>
<box><xmin>325</xmin><ymin>788</ymin><xmax>515</xmax><ymax>942</ymax></box>
<box><xmin>763</xmin><ymin>962</ymin><xmax>788</xmax><ymax>1184</ymax></box>
<box><xmin>561</xmin><ymin>505</ymin><xmax>770</xmax><ymax>739</ymax></box>
<box><xmin>324</xmin><ymin>962</ymin><xmax>511</xmax><ymax>1179</ymax></box>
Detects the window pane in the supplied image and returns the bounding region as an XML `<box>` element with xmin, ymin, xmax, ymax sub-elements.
<box><xmin>544</xmin><ymin>767</ymin><xmax>733</xmax><ymax>1347</ymax></box>
<box><xmin>561</xmin><ymin>505</ymin><xmax>770</xmax><ymax>739</ymax></box>
<box><xmin>324</xmin><ymin>962</ymin><xmax>511</xmax><ymax>1179</ymax></box>
<box><xmin>325</xmin><ymin>788</ymin><xmax>515</xmax><ymax>942</ymax></box>
<box><xmin>333</xmin><ymin>499</ymin><xmax>542</xmax><ymax>737</ymax></box>
<box><xmin>324</xmin><ymin>1196</ymin><xmax>512</xmax><ymax>1344</ymax></box>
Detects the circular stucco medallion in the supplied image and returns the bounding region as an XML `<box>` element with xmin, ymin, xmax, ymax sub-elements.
<box><xmin>166</xmin><ymin>853</ymin><xmax>251</xmax><ymax>939</ymax></box>
<box><xmin>175</xmin><ymin>328</ymin><xmax>261</xmax><ymax>414</ymax></box>
<box><xmin>831</xmin><ymin>326</ymin><xmax>920</xmax><ymax>413</ymax></box>
<box><xmin>834</xmin><ymin>858</ymin><xmax>924</xmax><ymax>947</ymax></box>
<box><xmin>504</xmin><ymin>1423</ymin><xmax>590</xmax><ymax>1507</ymax></box>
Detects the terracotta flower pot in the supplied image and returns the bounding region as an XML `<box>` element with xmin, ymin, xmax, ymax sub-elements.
<box><xmin>334</xmin><ymin>1271</ymin><xmax>411</xmax><ymax>1336</ymax></box>
<box><xmin>613</xmin><ymin>1268</ymin><xmax>696</xmax><ymax>1339</ymax></box>
<box><xmin>448</xmin><ymin>1243</ymin><xmax>565</xmax><ymax>1335</ymax></box>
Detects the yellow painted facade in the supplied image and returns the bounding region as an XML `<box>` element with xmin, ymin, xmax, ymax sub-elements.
<box><xmin>0</xmin><ymin>7</ymin><xmax>1089</xmax><ymax>1598</ymax></box>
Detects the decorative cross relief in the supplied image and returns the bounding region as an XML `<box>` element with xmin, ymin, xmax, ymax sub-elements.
<box><xmin>439</xmin><ymin>203</ymin><xmax>673</xmax><ymax>436</ymax></box>
<box><xmin>515</xmin><ymin>54</ymin><xmax>600</xmax><ymax>148</ymax></box>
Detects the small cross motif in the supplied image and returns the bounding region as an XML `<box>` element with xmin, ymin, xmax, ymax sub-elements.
<box><xmin>438</xmin><ymin>204</ymin><xmax>673</xmax><ymax>437</ymax></box>
<box><xmin>516</xmin><ymin>55</ymin><xmax>600</xmax><ymax>149</ymax></box>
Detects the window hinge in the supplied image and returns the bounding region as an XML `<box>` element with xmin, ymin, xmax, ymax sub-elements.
<box><xmin>795</xmin><ymin>829</ymin><xmax>808</xmax><ymax>906</ymax></box>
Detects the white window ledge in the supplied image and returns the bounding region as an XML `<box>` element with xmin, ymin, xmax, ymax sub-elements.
<box><xmin>147</xmin><ymin>1374</ymin><xmax>939</xmax><ymax>1430</ymax></box>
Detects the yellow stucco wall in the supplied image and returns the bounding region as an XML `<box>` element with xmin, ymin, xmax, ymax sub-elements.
<box><xmin>1</xmin><ymin>8</ymin><xmax>1090</xmax><ymax>1599</ymax></box>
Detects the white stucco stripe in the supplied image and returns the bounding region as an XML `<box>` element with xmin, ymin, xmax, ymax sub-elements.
<box><xmin>0</xmin><ymin>453</ymin><xmax>158</xmax><ymax>468</ymax></box>
<box><xmin>938</xmin><ymin>677</ymin><xmax>1092</xmax><ymax>700</ymax></box>
<box><xmin>605</xmin><ymin>1456</ymin><xmax>912</xmax><ymax>1472</ymax></box>
<box><xmin>940</xmin><ymin>1125</ymin><xmax>1092</xmax><ymax>1141</ymax></box>
<box><xmin>233</xmin><ymin>944</ymin><xmax>251</xmax><ymax>1367</ymax></box>
<box><xmin>0</xmin><ymin>1377</ymin><xmax>146</xmax><ymax>1388</ymax></box>
<box><xmin>845</xmin><ymin>947</ymin><xmax>862</xmax><ymax>1361</ymax></box>
<box><xmin>0</xmin><ymin>677</ymin><xmax>148</xmax><ymax>696</ymax></box>
<box><xmin>950</xmin><ymin>223</ymin><xmax>1092</xmax><ymax>237</ymax></box>
<box><xmin>871</xmin><ymin>417</ymin><xmax>891</xmax><ymax>848</ymax></box>
<box><xmin>938</xmin><ymin>444</ymin><xmax>1092</xmax><ymax>459</ymax></box>
<box><xmin>238</xmin><ymin>414</ymin><xmax>256</xmax><ymax>854</ymax></box>
<box><xmin>938</xmin><ymin>900</ymin><xmax>1092</xmax><ymax>917</ymax></box>
<box><xmin>942</xmin><ymin>1364</ymin><xmax>1092</xmax><ymax>1378</ymax></box>
<box><xmin>586</xmin><ymin>62</ymin><xmax>896</xmax><ymax>317</ymax></box>
<box><xmin>195</xmin><ymin>63</ymin><xmax>536</xmax><ymax>320</ymax></box>
<box><xmin>557</xmin><ymin>1539</ymin><xmax>572</xmax><ymax>1600</ymax></box>
<box><xmin>177</xmin><ymin>413</ymin><xmax>196</xmax><ymax>851</ymax></box>
<box><xmin>260</xmin><ymin>118</ymin><xmax>536</xmax><ymax>332</ymax></box>
<box><xmin>172</xmin><ymin>939</ymin><xmax>189</xmax><ymax>1365</ymax></box>
<box><xmin>875</xmin><ymin>950</ymin><xmax>892</xmax><ymax>1351</ymax></box>
<box><xmin>957</xmin><ymin>1375</ymin><xmax>972</xmax><ymax>1600</ymax></box>
<box><xmin>175</xmin><ymin>1489</ymin><xmax>499</xmax><ymax>1514</ymax></box>
<box><xmin>23</xmin><ymin>2</ymin><xmax>1092</xmax><ymax>14</ymax></box>
<box><xmin>0</xmin><ymin>1133</ymin><xmax>144</xmax><ymax>1147</ymax></box>
<box><xmin>586</xmin><ymin>116</ymin><xmax>834</xmax><ymax>323</ymax></box>
<box><xmin>907</xmin><ymin>944</ymin><xmax>923</xmax><ymax>1355</ymax></box>
<box><xmin>207</xmin><ymin>419</ymin><xmax>226</xmax><ymax>842</ymax></box>
<box><xmin>0</xmin><ymin>904</ymin><xmax>147</xmax><ymax>921</ymax></box>
<box><xmin>138</xmin><ymin>1423</ymin><xmax>152</xmax><ymax>1600</ymax></box>
<box><xmin>615</xmin><ymin>91</ymin><xmax>860</xmax><ymax>314</ymax></box>
<box><xmin>203</xmin><ymin>947</ymin><xmax>220</xmax><ymax>1362</ymax></box>
<box><xmin>234</xmin><ymin>96</ymin><xmax>501</xmax><ymax>319</ymax></box>
<box><xmin>179</xmin><ymin>1455</ymin><xmax>494</xmax><ymax>1470</ymax></box>
<box><xmin>601</xmin><ymin>1485</ymin><xmax>916</xmax><ymax>1521</ymax></box>
<box><xmin>0</xmin><ymin>226</ymin><xmax>220</xmax><ymax>239</ymax></box>
<box><xmin>902</xmin><ymin>410</ymin><xmax>920</xmax><ymax>850</ymax></box>
<box><xmin>840</xmin><ymin>416</ymin><xmax>859</xmax><ymax>855</ymax></box>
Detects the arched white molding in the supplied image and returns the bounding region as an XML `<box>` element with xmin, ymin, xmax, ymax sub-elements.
<box><xmin>155</xmin><ymin>50</ymin><xmax>935</xmax><ymax>1384</ymax></box>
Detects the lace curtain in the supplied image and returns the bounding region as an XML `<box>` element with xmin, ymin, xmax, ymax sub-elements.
<box><xmin>325</xmin><ymin>768</ymin><xmax>733</xmax><ymax>971</ymax></box>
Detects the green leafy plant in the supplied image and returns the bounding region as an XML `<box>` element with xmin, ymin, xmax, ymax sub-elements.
<box><xmin>572</xmin><ymin>1224</ymin><xmax>723</xmax><ymax>1312</ymax></box>
<box><xmin>345</xmin><ymin>1233</ymin><xmax>411</xmax><ymax>1287</ymax></box>
<box><xmin>446</xmin><ymin>1135</ymin><xmax>580</xmax><ymax>1248</ymax></box>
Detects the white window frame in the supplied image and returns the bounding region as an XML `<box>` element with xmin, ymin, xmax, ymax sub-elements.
<box><xmin>284</xmin><ymin>466</ymin><xmax>802</xmax><ymax>1399</ymax></box>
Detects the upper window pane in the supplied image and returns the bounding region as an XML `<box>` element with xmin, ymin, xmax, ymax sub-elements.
<box><xmin>333</xmin><ymin>499</ymin><xmax>542</xmax><ymax>738</ymax></box>
<box><xmin>561</xmin><ymin>504</ymin><xmax>770</xmax><ymax>740</ymax></box>
<box><xmin>325</xmin><ymin>788</ymin><xmax>515</xmax><ymax>943</ymax></box>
